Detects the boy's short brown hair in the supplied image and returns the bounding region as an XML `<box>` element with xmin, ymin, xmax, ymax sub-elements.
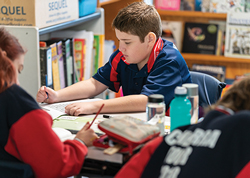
<box><xmin>112</xmin><ymin>2</ymin><xmax>162</xmax><ymax>42</ymax></box>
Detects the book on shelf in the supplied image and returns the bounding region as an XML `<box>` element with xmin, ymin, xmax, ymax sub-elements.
<box><xmin>209</xmin><ymin>20</ymin><xmax>226</xmax><ymax>56</ymax></box>
<box><xmin>61</xmin><ymin>39</ymin><xmax>73</xmax><ymax>87</ymax></box>
<box><xmin>209</xmin><ymin>0</ymin><xmax>245</xmax><ymax>13</ymax></box>
<box><xmin>246</xmin><ymin>0</ymin><xmax>250</xmax><ymax>12</ymax></box>
<box><xmin>56</xmin><ymin>41</ymin><xmax>66</xmax><ymax>89</ymax></box>
<box><xmin>195</xmin><ymin>0</ymin><xmax>202</xmax><ymax>11</ymax></box>
<box><xmin>191</xmin><ymin>64</ymin><xmax>226</xmax><ymax>82</ymax></box>
<box><xmin>154</xmin><ymin>0</ymin><xmax>181</xmax><ymax>11</ymax></box>
<box><xmin>182</xmin><ymin>22</ymin><xmax>219</xmax><ymax>55</ymax></box>
<box><xmin>50</xmin><ymin>30</ymin><xmax>95</xmax><ymax>81</ymax></box>
<box><xmin>93</xmin><ymin>35</ymin><xmax>100</xmax><ymax>74</ymax></box>
<box><xmin>39</xmin><ymin>42</ymin><xmax>53</xmax><ymax>89</ymax></box>
<box><xmin>73</xmin><ymin>38</ymin><xmax>85</xmax><ymax>81</ymax></box>
<box><xmin>50</xmin><ymin>43</ymin><xmax>61</xmax><ymax>91</ymax></box>
<box><xmin>99</xmin><ymin>34</ymin><xmax>105</xmax><ymax>68</ymax></box>
<box><xmin>225</xmin><ymin>12</ymin><xmax>250</xmax><ymax>59</ymax></box>
<box><xmin>162</xmin><ymin>20</ymin><xmax>183</xmax><ymax>51</ymax></box>
<box><xmin>183</xmin><ymin>0</ymin><xmax>195</xmax><ymax>10</ymax></box>
<box><xmin>200</xmin><ymin>0</ymin><xmax>211</xmax><ymax>12</ymax></box>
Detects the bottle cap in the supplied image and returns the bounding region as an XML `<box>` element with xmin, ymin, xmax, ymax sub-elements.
<box><xmin>174</xmin><ymin>86</ymin><xmax>187</xmax><ymax>95</ymax></box>
<box><xmin>148</xmin><ymin>94</ymin><xmax>164</xmax><ymax>103</ymax></box>
<box><xmin>182</xmin><ymin>83</ymin><xmax>198</xmax><ymax>96</ymax></box>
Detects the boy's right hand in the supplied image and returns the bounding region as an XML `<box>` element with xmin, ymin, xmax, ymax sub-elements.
<box><xmin>36</xmin><ymin>86</ymin><xmax>57</xmax><ymax>103</ymax></box>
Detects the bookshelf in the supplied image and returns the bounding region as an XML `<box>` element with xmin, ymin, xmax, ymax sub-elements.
<box><xmin>157</xmin><ymin>10</ymin><xmax>250</xmax><ymax>80</ymax></box>
<box><xmin>5</xmin><ymin>8</ymin><xmax>105</xmax><ymax>99</ymax></box>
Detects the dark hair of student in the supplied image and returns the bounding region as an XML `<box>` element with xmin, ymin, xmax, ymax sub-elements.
<box><xmin>0</xmin><ymin>27</ymin><xmax>25</xmax><ymax>93</ymax></box>
<box><xmin>112</xmin><ymin>2</ymin><xmax>162</xmax><ymax>42</ymax></box>
<box><xmin>209</xmin><ymin>76</ymin><xmax>250</xmax><ymax>112</ymax></box>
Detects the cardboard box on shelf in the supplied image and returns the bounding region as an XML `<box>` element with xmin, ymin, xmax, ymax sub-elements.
<box><xmin>0</xmin><ymin>0</ymin><xmax>79</xmax><ymax>29</ymax></box>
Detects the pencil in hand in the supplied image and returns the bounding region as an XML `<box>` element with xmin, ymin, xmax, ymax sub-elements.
<box><xmin>87</xmin><ymin>103</ymin><xmax>105</xmax><ymax>129</ymax></box>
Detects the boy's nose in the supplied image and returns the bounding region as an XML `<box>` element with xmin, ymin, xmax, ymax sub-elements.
<box><xmin>119</xmin><ymin>43</ymin><xmax>125</xmax><ymax>53</ymax></box>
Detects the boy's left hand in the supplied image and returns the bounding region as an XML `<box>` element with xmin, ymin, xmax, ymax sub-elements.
<box><xmin>65</xmin><ymin>102</ymin><xmax>97</xmax><ymax>116</ymax></box>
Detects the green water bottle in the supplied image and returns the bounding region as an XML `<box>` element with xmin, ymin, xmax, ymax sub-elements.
<box><xmin>170</xmin><ymin>86</ymin><xmax>192</xmax><ymax>132</ymax></box>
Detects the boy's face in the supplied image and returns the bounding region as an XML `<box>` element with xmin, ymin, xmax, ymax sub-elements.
<box><xmin>115</xmin><ymin>29</ymin><xmax>153</xmax><ymax>69</ymax></box>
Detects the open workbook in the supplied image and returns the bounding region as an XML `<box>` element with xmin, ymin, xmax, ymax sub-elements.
<box><xmin>40</xmin><ymin>98</ymin><xmax>105</xmax><ymax>135</ymax></box>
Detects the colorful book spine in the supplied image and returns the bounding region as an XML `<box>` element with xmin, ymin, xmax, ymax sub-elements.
<box><xmin>40</xmin><ymin>46</ymin><xmax>53</xmax><ymax>89</ymax></box>
<box><xmin>155</xmin><ymin>0</ymin><xmax>181</xmax><ymax>11</ymax></box>
<box><xmin>57</xmin><ymin>41</ymin><xmax>66</xmax><ymax>89</ymax></box>
<box><xmin>74</xmin><ymin>38</ymin><xmax>85</xmax><ymax>81</ymax></box>
<box><xmin>50</xmin><ymin>43</ymin><xmax>61</xmax><ymax>91</ymax></box>
<box><xmin>62</xmin><ymin>39</ymin><xmax>73</xmax><ymax>87</ymax></box>
<box><xmin>93</xmin><ymin>35</ymin><xmax>100</xmax><ymax>74</ymax></box>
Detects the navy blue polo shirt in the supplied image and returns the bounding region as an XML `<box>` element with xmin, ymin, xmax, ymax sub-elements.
<box><xmin>93</xmin><ymin>38</ymin><xmax>191</xmax><ymax>109</ymax></box>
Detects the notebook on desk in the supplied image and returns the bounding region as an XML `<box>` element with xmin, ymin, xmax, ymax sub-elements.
<box><xmin>40</xmin><ymin>98</ymin><xmax>104</xmax><ymax>135</ymax></box>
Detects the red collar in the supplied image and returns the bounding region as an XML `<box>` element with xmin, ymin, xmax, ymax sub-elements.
<box><xmin>147</xmin><ymin>37</ymin><xmax>163</xmax><ymax>73</ymax></box>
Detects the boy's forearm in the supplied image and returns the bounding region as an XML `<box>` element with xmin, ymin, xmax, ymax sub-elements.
<box><xmin>95</xmin><ymin>94</ymin><xmax>148</xmax><ymax>113</ymax></box>
<box><xmin>56</xmin><ymin>78</ymin><xmax>107</xmax><ymax>102</ymax></box>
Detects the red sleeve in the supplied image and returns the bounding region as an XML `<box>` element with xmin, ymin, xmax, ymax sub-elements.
<box><xmin>4</xmin><ymin>109</ymin><xmax>87</xmax><ymax>178</ymax></box>
<box><xmin>115</xmin><ymin>136</ymin><xmax>163</xmax><ymax>178</ymax></box>
<box><xmin>236</xmin><ymin>162</ymin><xmax>250</xmax><ymax>178</ymax></box>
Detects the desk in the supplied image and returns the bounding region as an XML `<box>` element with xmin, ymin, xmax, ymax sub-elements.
<box><xmin>40</xmin><ymin>99</ymin><xmax>170</xmax><ymax>177</ymax></box>
<box><xmin>40</xmin><ymin>99</ymin><xmax>170</xmax><ymax>134</ymax></box>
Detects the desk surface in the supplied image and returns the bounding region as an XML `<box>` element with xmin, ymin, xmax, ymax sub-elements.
<box><xmin>41</xmin><ymin>99</ymin><xmax>170</xmax><ymax>177</ymax></box>
<box><xmin>40</xmin><ymin>98</ymin><xmax>170</xmax><ymax>133</ymax></box>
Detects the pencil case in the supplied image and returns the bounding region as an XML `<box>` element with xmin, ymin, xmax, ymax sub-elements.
<box><xmin>93</xmin><ymin>115</ymin><xmax>160</xmax><ymax>155</ymax></box>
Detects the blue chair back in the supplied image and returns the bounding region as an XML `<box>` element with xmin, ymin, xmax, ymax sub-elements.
<box><xmin>190</xmin><ymin>71</ymin><xmax>226</xmax><ymax>107</ymax></box>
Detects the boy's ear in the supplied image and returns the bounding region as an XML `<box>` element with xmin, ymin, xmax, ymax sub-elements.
<box><xmin>146</xmin><ymin>32</ymin><xmax>156</xmax><ymax>46</ymax></box>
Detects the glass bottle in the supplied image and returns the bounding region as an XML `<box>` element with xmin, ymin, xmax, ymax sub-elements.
<box><xmin>146</xmin><ymin>94</ymin><xmax>165</xmax><ymax>136</ymax></box>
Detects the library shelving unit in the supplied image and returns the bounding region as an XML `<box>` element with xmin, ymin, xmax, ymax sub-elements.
<box><xmin>5</xmin><ymin>8</ymin><xmax>104</xmax><ymax>99</ymax></box>
<box><xmin>157</xmin><ymin>10</ymin><xmax>250</xmax><ymax>80</ymax></box>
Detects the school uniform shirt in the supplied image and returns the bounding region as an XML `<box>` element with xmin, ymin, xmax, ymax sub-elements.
<box><xmin>115</xmin><ymin>109</ymin><xmax>250</xmax><ymax>178</ymax></box>
<box><xmin>0</xmin><ymin>84</ymin><xmax>87</xmax><ymax>178</ymax></box>
<box><xmin>93</xmin><ymin>38</ymin><xmax>191</xmax><ymax>109</ymax></box>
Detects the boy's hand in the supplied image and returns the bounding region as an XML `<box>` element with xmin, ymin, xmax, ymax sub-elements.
<box><xmin>36</xmin><ymin>86</ymin><xmax>57</xmax><ymax>103</ymax></box>
<box><xmin>65</xmin><ymin>102</ymin><xmax>96</xmax><ymax>116</ymax></box>
<box><xmin>75</xmin><ymin>122</ymin><xmax>99</xmax><ymax>147</ymax></box>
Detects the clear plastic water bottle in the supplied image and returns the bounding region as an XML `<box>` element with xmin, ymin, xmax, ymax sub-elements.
<box><xmin>182</xmin><ymin>83</ymin><xmax>199</xmax><ymax>124</ymax></box>
<box><xmin>170</xmin><ymin>86</ymin><xmax>191</xmax><ymax>132</ymax></box>
<box><xmin>146</xmin><ymin>94</ymin><xmax>165</xmax><ymax>136</ymax></box>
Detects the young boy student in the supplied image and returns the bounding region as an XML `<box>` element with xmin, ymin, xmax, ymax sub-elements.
<box><xmin>36</xmin><ymin>2</ymin><xmax>191</xmax><ymax>116</ymax></box>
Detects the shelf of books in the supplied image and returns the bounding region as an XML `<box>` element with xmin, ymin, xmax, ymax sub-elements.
<box><xmin>4</xmin><ymin>8</ymin><xmax>105</xmax><ymax>99</ymax></box>
<box><xmin>158</xmin><ymin>8</ymin><xmax>250</xmax><ymax>82</ymax></box>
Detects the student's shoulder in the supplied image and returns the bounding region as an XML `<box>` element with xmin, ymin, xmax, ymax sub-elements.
<box><xmin>5</xmin><ymin>84</ymin><xmax>40</xmax><ymax>109</ymax></box>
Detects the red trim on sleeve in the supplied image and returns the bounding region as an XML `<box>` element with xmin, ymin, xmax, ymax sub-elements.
<box><xmin>115</xmin><ymin>136</ymin><xmax>163</xmax><ymax>178</ymax></box>
<box><xmin>236</xmin><ymin>161</ymin><xmax>250</xmax><ymax>178</ymax></box>
<box><xmin>5</xmin><ymin>109</ymin><xmax>88</xmax><ymax>178</ymax></box>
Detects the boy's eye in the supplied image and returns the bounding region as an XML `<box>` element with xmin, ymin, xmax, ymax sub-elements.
<box><xmin>125</xmin><ymin>42</ymin><xmax>130</xmax><ymax>45</ymax></box>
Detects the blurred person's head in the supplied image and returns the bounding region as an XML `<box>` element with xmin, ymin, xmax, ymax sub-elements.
<box><xmin>0</xmin><ymin>27</ymin><xmax>25</xmax><ymax>92</ymax></box>
<box><xmin>210</xmin><ymin>77</ymin><xmax>250</xmax><ymax>112</ymax></box>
